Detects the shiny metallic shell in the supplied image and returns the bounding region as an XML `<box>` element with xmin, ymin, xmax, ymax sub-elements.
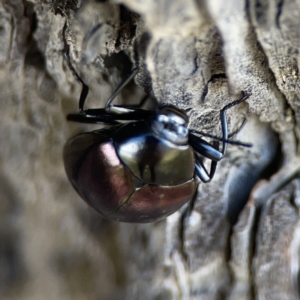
<box><xmin>63</xmin><ymin>126</ymin><xmax>196</xmax><ymax>223</ymax></box>
<box><xmin>114</xmin><ymin>121</ymin><xmax>195</xmax><ymax>186</ymax></box>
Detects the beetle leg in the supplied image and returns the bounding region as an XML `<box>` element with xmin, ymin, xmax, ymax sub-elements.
<box><xmin>189</xmin><ymin>134</ymin><xmax>223</xmax><ymax>161</ymax></box>
<box><xmin>194</xmin><ymin>140</ymin><xmax>219</xmax><ymax>182</ymax></box>
<box><xmin>194</xmin><ymin>156</ymin><xmax>217</xmax><ymax>183</ymax></box>
<box><xmin>67</xmin><ymin>107</ymin><xmax>154</xmax><ymax>124</ymax></box>
<box><xmin>208</xmin><ymin>140</ymin><xmax>219</xmax><ymax>180</ymax></box>
<box><xmin>63</xmin><ymin>24</ymin><xmax>89</xmax><ymax>113</ymax></box>
<box><xmin>220</xmin><ymin>93</ymin><xmax>250</xmax><ymax>155</ymax></box>
<box><xmin>64</xmin><ymin>62</ymin><xmax>153</xmax><ymax>124</ymax></box>
<box><xmin>191</xmin><ymin>91</ymin><xmax>250</xmax><ymax>183</ymax></box>
<box><xmin>105</xmin><ymin>68</ymin><xmax>138</xmax><ymax>110</ymax></box>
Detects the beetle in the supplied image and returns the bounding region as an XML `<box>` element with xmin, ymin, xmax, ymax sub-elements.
<box><xmin>63</xmin><ymin>49</ymin><xmax>251</xmax><ymax>223</ymax></box>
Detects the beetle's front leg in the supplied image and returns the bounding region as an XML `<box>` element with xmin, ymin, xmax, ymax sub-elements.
<box><xmin>219</xmin><ymin>93</ymin><xmax>250</xmax><ymax>155</ymax></box>
<box><xmin>195</xmin><ymin>158</ymin><xmax>217</xmax><ymax>183</ymax></box>
<box><xmin>192</xmin><ymin>139</ymin><xmax>222</xmax><ymax>183</ymax></box>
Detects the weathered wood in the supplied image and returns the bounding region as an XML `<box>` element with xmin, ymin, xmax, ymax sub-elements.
<box><xmin>0</xmin><ymin>0</ymin><xmax>299</xmax><ymax>299</ymax></box>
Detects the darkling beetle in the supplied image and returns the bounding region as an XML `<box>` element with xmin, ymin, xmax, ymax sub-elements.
<box><xmin>63</xmin><ymin>47</ymin><xmax>251</xmax><ymax>223</ymax></box>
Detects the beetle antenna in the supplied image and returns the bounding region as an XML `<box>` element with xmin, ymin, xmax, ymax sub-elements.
<box><xmin>189</xmin><ymin>129</ymin><xmax>252</xmax><ymax>148</ymax></box>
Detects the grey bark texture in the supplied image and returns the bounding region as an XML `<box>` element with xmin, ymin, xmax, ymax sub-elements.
<box><xmin>0</xmin><ymin>0</ymin><xmax>299</xmax><ymax>299</ymax></box>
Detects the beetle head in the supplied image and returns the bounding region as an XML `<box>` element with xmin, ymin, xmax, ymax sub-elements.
<box><xmin>152</xmin><ymin>105</ymin><xmax>189</xmax><ymax>145</ymax></box>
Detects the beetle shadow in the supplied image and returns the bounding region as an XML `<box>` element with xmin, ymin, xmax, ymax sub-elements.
<box><xmin>226</xmin><ymin>133</ymin><xmax>283</xmax><ymax>225</ymax></box>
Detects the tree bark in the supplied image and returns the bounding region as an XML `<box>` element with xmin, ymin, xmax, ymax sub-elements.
<box><xmin>0</xmin><ymin>0</ymin><xmax>299</xmax><ymax>299</ymax></box>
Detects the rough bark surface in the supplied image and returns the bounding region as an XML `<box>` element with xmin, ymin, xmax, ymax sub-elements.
<box><xmin>0</xmin><ymin>0</ymin><xmax>299</xmax><ymax>299</ymax></box>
